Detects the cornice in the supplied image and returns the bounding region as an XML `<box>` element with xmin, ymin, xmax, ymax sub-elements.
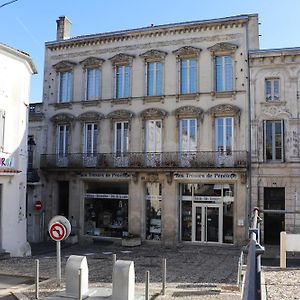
<box><xmin>46</xmin><ymin>16</ymin><xmax>249</xmax><ymax>51</ymax></box>
<box><xmin>172</xmin><ymin>46</ymin><xmax>202</xmax><ymax>57</ymax></box>
<box><xmin>77</xmin><ymin>111</ymin><xmax>104</xmax><ymax>122</ymax></box>
<box><xmin>53</xmin><ymin>60</ymin><xmax>76</xmax><ymax>71</ymax></box>
<box><xmin>140</xmin><ymin>108</ymin><xmax>168</xmax><ymax>119</ymax></box>
<box><xmin>139</xmin><ymin>49</ymin><xmax>168</xmax><ymax>60</ymax></box>
<box><xmin>207</xmin><ymin>42</ymin><xmax>238</xmax><ymax>54</ymax></box>
<box><xmin>109</xmin><ymin>53</ymin><xmax>135</xmax><ymax>64</ymax></box>
<box><xmin>175</xmin><ymin>105</ymin><xmax>204</xmax><ymax>119</ymax></box>
<box><xmin>79</xmin><ymin>57</ymin><xmax>105</xmax><ymax>68</ymax></box>
<box><xmin>50</xmin><ymin>113</ymin><xmax>76</xmax><ymax>123</ymax></box>
<box><xmin>107</xmin><ymin>109</ymin><xmax>135</xmax><ymax>120</ymax></box>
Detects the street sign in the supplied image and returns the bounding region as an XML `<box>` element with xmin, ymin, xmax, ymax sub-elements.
<box><xmin>49</xmin><ymin>222</ymin><xmax>66</xmax><ymax>242</ymax></box>
<box><xmin>34</xmin><ymin>200</ymin><xmax>42</xmax><ymax>211</ymax></box>
<box><xmin>48</xmin><ymin>215</ymin><xmax>71</xmax><ymax>239</ymax></box>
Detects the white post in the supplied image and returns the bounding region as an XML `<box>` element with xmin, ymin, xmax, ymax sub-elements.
<box><xmin>78</xmin><ymin>268</ymin><xmax>82</xmax><ymax>300</ymax></box>
<box><xmin>162</xmin><ymin>258</ymin><xmax>166</xmax><ymax>295</ymax></box>
<box><xmin>35</xmin><ymin>259</ymin><xmax>39</xmax><ymax>299</ymax></box>
<box><xmin>280</xmin><ymin>231</ymin><xmax>287</xmax><ymax>268</ymax></box>
<box><xmin>57</xmin><ymin>241</ymin><xmax>61</xmax><ymax>286</ymax></box>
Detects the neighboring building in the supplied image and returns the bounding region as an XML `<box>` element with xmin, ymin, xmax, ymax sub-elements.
<box><xmin>37</xmin><ymin>14</ymin><xmax>259</xmax><ymax>246</ymax></box>
<box><xmin>0</xmin><ymin>43</ymin><xmax>37</xmax><ymax>256</ymax></box>
<box><xmin>27</xmin><ymin>102</ymin><xmax>45</xmax><ymax>243</ymax></box>
<box><xmin>250</xmin><ymin>48</ymin><xmax>300</xmax><ymax>244</ymax></box>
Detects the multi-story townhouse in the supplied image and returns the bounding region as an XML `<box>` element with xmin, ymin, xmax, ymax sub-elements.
<box><xmin>38</xmin><ymin>14</ymin><xmax>259</xmax><ymax>246</ymax></box>
<box><xmin>0</xmin><ymin>43</ymin><xmax>36</xmax><ymax>256</ymax></box>
<box><xmin>250</xmin><ymin>48</ymin><xmax>300</xmax><ymax>245</ymax></box>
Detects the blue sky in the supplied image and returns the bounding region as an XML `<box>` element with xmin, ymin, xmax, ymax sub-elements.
<box><xmin>0</xmin><ymin>0</ymin><xmax>299</xmax><ymax>101</ymax></box>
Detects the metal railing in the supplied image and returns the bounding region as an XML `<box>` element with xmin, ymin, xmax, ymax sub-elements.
<box><xmin>40</xmin><ymin>151</ymin><xmax>247</xmax><ymax>170</ymax></box>
<box><xmin>242</xmin><ymin>207</ymin><xmax>265</xmax><ymax>300</ymax></box>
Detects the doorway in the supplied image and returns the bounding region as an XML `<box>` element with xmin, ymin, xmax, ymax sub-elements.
<box><xmin>192</xmin><ymin>203</ymin><xmax>222</xmax><ymax>243</ymax></box>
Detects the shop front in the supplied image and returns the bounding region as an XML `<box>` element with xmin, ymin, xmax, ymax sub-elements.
<box><xmin>176</xmin><ymin>172</ymin><xmax>239</xmax><ymax>244</ymax></box>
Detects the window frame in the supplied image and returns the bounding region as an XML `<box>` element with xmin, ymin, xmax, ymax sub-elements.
<box><xmin>215</xmin><ymin>55</ymin><xmax>233</xmax><ymax>92</ymax></box>
<box><xmin>145</xmin><ymin>119</ymin><xmax>162</xmax><ymax>153</ymax></box>
<box><xmin>264</xmin><ymin>120</ymin><xmax>284</xmax><ymax>162</ymax></box>
<box><xmin>179</xmin><ymin>118</ymin><xmax>197</xmax><ymax>152</ymax></box>
<box><xmin>215</xmin><ymin>117</ymin><xmax>234</xmax><ymax>153</ymax></box>
<box><xmin>146</xmin><ymin>61</ymin><xmax>163</xmax><ymax>97</ymax></box>
<box><xmin>56</xmin><ymin>124</ymin><xmax>69</xmax><ymax>156</ymax></box>
<box><xmin>85</xmin><ymin>68</ymin><xmax>101</xmax><ymax>101</ymax></box>
<box><xmin>58</xmin><ymin>70</ymin><xmax>72</xmax><ymax>103</ymax></box>
<box><xmin>114</xmin><ymin>121</ymin><xmax>129</xmax><ymax>155</ymax></box>
<box><xmin>179</xmin><ymin>58</ymin><xmax>198</xmax><ymax>95</ymax></box>
<box><xmin>83</xmin><ymin>123</ymin><xmax>98</xmax><ymax>155</ymax></box>
<box><xmin>265</xmin><ymin>78</ymin><xmax>280</xmax><ymax>102</ymax></box>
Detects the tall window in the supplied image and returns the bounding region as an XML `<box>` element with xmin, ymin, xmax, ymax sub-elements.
<box><xmin>114</xmin><ymin>122</ymin><xmax>129</xmax><ymax>156</ymax></box>
<box><xmin>84</xmin><ymin>123</ymin><xmax>97</xmax><ymax>155</ymax></box>
<box><xmin>57</xmin><ymin>124</ymin><xmax>69</xmax><ymax>155</ymax></box>
<box><xmin>264</xmin><ymin>120</ymin><xmax>284</xmax><ymax>161</ymax></box>
<box><xmin>265</xmin><ymin>79</ymin><xmax>280</xmax><ymax>101</ymax></box>
<box><xmin>215</xmin><ymin>56</ymin><xmax>233</xmax><ymax>92</ymax></box>
<box><xmin>215</xmin><ymin>117</ymin><xmax>234</xmax><ymax>153</ymax></box>
<box><xmin>180</xmin><ymin>58</ymin><xmax>197</xmax><ymax>94</ymax></box>
<box><xmin>115</xmin><ymin>65</ymin><xmax>130</xmax><ymax>98</ymax></box>
<box><xmin>146</xmin><ymin>62</ymin><xmax>162</xmax><ymax>96</ymax></box>
<box><xmin>58</xmin><ymin>71</ymin><xmax>72</xmax><ymax>103</ymax></box>
<box><xmin>0</xmin><ymin>110</ymin><xmax>5</xmax><ymax>152</ymax></box>
<box><xmin>146</xmin><ymin>120</ymin><xmax>162</xmax><ymax>152</ymax></box>
<box><xmin>86</xmin><ymin>68</ymin><xmax>100</xmax><ymax>100</ymax></box>
<box><xmin>179</xmin><ymin>119</ymin><xmax>197</xmax><ymax>152</ymax></box>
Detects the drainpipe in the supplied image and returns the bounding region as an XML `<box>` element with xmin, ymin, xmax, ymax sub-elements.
<box><xmin>245</xmin><ymin>20</ymin><xmax>252</xmax><ymax>236</ymax></box>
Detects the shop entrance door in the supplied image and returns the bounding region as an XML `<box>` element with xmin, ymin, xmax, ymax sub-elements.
<box><xmin>192</xmin><ymin>204</ymin><xmax>222</xmax><ymax>243</ymax></box>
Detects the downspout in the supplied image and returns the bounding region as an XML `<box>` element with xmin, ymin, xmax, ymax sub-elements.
<box><xmin>245</xmin><ymin>20</ymin><xmax>252</xmax><ymax>234</ymax></box>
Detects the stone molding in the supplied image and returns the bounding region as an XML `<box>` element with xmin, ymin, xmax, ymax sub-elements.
<box><xmin>139</xmin><ymin>49</ymin><xmax>168</xmax><ymax>60</ymax></box>
<box><xmin>77</xmin><ymin>111</ymin><xmax>104</xmax><ymax>122</ymax></box>
<box><xmin>79</xmin><ymin>57</ymin><xmax>105</xmax><ymax>68</ymax></box>
<box><xmin>50</xmin><ymin>113</ymin><xmax>76</xmax><ymax>123</ymax></box>
<box><xmin>109</xmin><ymin>53</ymin><xmax>135</xmax><ymax>65</ymax></box>
<box><xmin>53</xmin><ymin>60</ymin><xmax>76</xmax><ymax>71</ymax></box>
<box><xmin>175</xmin><ymin>105</ymin><xmax>204</xmax><ymax>120</ymax></box>
<box><xmin>140</xmin><ymin>108</ymin><xmax>168</xmax><ymax>120</ymax></box>
<box><xmin>172</xmin><ymin>46</ymin><xmax>202</xmax><ymax>57</ymax></box>
<box><xmin>207</xmin><ymin>42</ymin><xmax>238</xmax><ymax>54</ymax></box>
<box><xmin>208</xmin><ymin>104</ymin><xmax>241</xmax><ymax>116</ymax></box>
<box><xmin>261</xmin><ymin>105</ymin><xmax>291</xmax><ymax>118</ymax></box>
<box><xmin>107</xmin><ymin>109</ymin><xmax>135</xmax><ymax>120</ymax></box>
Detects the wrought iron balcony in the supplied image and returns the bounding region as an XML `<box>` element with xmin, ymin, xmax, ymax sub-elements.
<box><xmin>40</xmin><ymin>151</ymin><xmax>247</xmax><ymax>170</ymax></box>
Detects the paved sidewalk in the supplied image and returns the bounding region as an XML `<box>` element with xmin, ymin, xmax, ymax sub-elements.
<box><xmin>0</xmin><ymin>241</ymin><xmax>241</xmax><ymax>299</ymax></box>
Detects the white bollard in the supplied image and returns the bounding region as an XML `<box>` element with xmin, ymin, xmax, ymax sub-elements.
<box><xmin>280</xmin><ymin>231</ymin><xmax>287</xmax><ymax>268</ymax></box>
<box><xmin>65</xmin><ymin>255</ymin><xmax>89</xmax><ymax>298</ymax></box>
<box><xmin>35</xmin><ymin>259</ymin><xmax>39</xmax><ymax>299</ymax></box>
<box><xmin>112</xmin><ymin>260</ymin><xmax>135</xmax><ymax>300</ymax></box>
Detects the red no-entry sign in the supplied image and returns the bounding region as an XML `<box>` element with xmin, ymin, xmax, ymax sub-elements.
<box><xmin>49</xmin><ymin>222</ymin><xmax>66</xmax><ymax>242</ymax></box>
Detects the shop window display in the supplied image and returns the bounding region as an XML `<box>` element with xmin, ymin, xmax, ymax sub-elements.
<box><xmin>146</xmin><ymin>182</ymin><xmax>162</xmax><ymax>240</ymax></box>
<box><xmin>84</xmin><ymin>182</ymin><xmax>128</xmax><ymax>237</ymax></box>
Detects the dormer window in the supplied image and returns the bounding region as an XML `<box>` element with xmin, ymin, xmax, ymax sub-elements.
<box><xmin>265</xmin><ymin>78</ymin><xmax>280</xmax><ymax>101</ymax></box>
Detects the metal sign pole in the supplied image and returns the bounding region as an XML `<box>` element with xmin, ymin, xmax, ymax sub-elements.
<box><xmin>57</xmin><ymin>240</ymin><xmax>61</xmax><ymax>286</ymax></box>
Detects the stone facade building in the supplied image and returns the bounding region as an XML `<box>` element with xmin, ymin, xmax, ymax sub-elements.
<box><xmin>0</xmin><ymin>43</ymin><xmax>36</xmax><ymax>256</ymax></box>
<box><xmin>31</xmin><ymin>14</ymin><xmax>260</xmax><ymax>247</ymax></box>
<box><xmin>250</xmin><ymin>48</ymin><xmax>300</xmax><ymax>244</ymax></box>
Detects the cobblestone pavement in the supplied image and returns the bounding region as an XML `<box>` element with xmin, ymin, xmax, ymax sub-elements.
<box><xmin>0</xmin><ymin>241</ymin><xmax>241</xmax><ymax>299</ymax></box>
<box><xmin>263</xmin><ymin>267</ymin><xmax>300</xmax><ymax>300</ymax></box>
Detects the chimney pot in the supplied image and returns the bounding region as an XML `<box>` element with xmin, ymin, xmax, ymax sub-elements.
<box><xmin>56</xmin><ymin>16</ymin><xmax>72</xmax><ymax>41</ymax></box>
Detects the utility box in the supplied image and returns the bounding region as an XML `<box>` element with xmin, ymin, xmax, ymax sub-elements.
<box><xmin>112</xmin><ymin>260</ymin><xmax>135</xmax><ymax>300</ymax></box>
<box><xmin>65</xmin><ymin>255</ymin><xmax>89</xmax><ymax>298</ymax></box>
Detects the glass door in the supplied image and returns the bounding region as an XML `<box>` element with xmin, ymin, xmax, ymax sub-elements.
<box><xmin>192</xmin><ymin>204</ymin><xmax>222</xmax><ymax>243</ymax></box>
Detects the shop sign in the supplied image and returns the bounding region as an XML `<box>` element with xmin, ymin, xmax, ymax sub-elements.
<box><xmin>0</xmin><ymin>155</ymin><xmax>13</xmax><ymax>168</ymax></box>
<box><xmin>194</xmin><ymin>196</ymin><xmax>222</xmax><ymax>202</ymax></box>
<box><xmin>81</xmin><ymin>172</ymin><xmax>131</xmax><ymax>179</ymax></box>
<box><xmin>174</xmin><ymin>172</ymin><xmax>238</xmax><ymax>180</ymax></box>
<box><xmin>85</xmin><ymin>193</ymin><xmax>129</xmax><ymax>199</ymax></box>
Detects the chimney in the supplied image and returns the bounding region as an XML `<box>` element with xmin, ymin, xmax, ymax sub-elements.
<box><xmin>56</xmin><ymin>16</ymin><xmax>72</xmax><ymax>40</ymax></box>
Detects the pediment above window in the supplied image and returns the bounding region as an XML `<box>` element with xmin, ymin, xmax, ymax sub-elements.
<box><xmin>172</xmin><ymin>46</ymin><xmax>202</xmax><ymax>58</ymax></box>
<box><xmin>140</xmin><ymin>108</ymin><xmax>168</xmax><ymax>120</ymax></box>
<box><xmin>77</xmin><ymin>111</ymin><xmax>104</xmax><ymax>122</ymax></box>
<box><xmin>207</xmin><ymin>42</ymin><xmax>238</xmax><ymax>55</ymax></box>
<box><xmin>209</xmin><ymin>104</ymin><xmax>241</xmax><ymax>117</ymax></box>
<box><xmin>50</xmin><ymin>113</ymin><xmax>75</xmax><ymax>123</ymax></box>
<box><xmin>53</xmin><ymin>60</ymin><xmax>76</xmax><ymax>71</ymax></box>
<box><xmin>107</xmin><ymin>109</ymin><xmax>134</xmax><ymax>120</ymax></box>
<box><xmin>175</xmin><ymin>106</ymin><xmax>204</xmax><ymax>119</ymax></box>
<box><xmin>139</xmin><ymin>49</ymin><xmax>168</xmax><ymax>60</ymax></box>
<box><xmin>80</xmin><ymin>57</ymin><xmax>105</xmax><ymax>68</ymax></box>
<box><xmin>109</xmin><ymin>53</ymin><xmax>135</xmax><ymax>65</ymax></box>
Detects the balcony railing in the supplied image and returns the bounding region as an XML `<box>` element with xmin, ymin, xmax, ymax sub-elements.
<box><xmin>40</xmin><ymin>151</ymin><xmax>247</xmax><ymax>170</ymax></box>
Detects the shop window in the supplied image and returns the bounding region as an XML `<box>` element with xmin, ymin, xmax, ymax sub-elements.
<box><xmin>146</xmin><ymin>182</ymin><xmax>162</xmax><ymax>240</ymax></box>
<box><xmin>84</xmin><ymin>182</ymin><xmax>128</xmax><ymax>238</ymax></box>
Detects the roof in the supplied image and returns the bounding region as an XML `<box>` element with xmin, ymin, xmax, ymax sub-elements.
<box><xmin>46</xmin><ymin>14</ymin><xmax>257</xmax><ymax>47</ymax></box>
<box><xmin>0</xmin><ymin>43</ymin><xmax>37</xmax><ymax>74</ymax></box>
<box><xmin>250</xmin><ymin>47</ymin><xmax>300</xmax><ymax>56</ymax></box>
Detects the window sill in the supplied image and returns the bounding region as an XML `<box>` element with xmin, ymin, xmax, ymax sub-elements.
<box><xmin>81</xmin><ymin>99</ymin><xmax>102</xmax><ymax>106</ymax></box>
<box><xmin>212</xmin><ymin>91</ymin><xmax>236</xmax><ymax>98</ymax></box>
<box><xmin>143</xmin><ymin>95</ymin><xmax>165</xmax><ymax>103</ymax></box>
<box><xmin>111</xmin><ymin>98</ymin><xmax>131</xmax><ymax>105</ymax></box>
<box><xmin>52</xmin><ymin>102</ymin><xmax>72</xmax><ymax>109</ymax></box>
<box><xmin>176</xmin><ymin>93</ymin><xmax>199</xmax><ymax>101</ymax></box>
<box><xmin>261</xmin><ymin>101</ymin><xmax>286</xmax><ymax>105</ymax></box>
